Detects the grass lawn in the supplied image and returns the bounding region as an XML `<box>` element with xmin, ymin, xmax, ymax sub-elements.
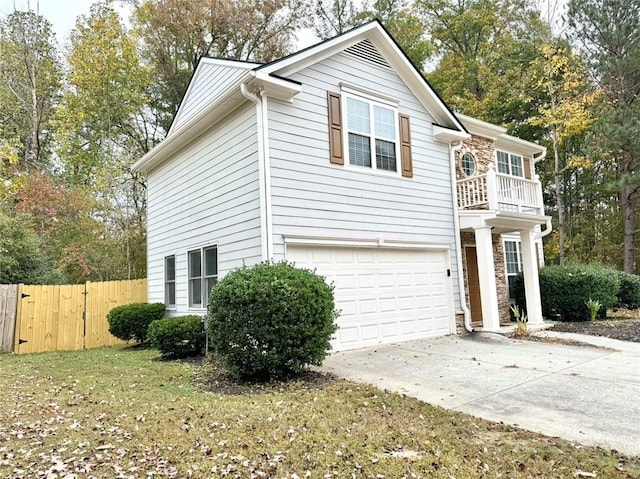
<box><xmin>1</xmin><ymin>347</ymin><xmax>638</xmax><ymax>478</ymax></box>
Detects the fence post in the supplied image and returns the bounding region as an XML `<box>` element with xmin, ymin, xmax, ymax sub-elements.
<box><xmin>13</xmin><ymin>284</ymin><xmax>24</xmax><ymax>354</ymax></box>
<box><xmin>0</xmin><ymin>284</ymin><xmax>18</xmax><ymax>353</ymax></box>
<box><xmin>82</xmin><ymin>282</ymin><xmax>89</xmax><ymax>350</ymax></box>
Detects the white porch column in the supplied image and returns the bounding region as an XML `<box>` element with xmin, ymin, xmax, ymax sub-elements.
<box><xmin>474</xmin><ymin>226</ymin><xmax>501</xmax><ymax>331</ymax></box>
<box><xmin>521</xmin><ymin>229</ymin><xmax>544</xmax><ymax>325</ymax></box>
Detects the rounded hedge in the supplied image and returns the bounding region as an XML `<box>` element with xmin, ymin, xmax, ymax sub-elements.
<box><xmin>107</xmin><ymin>302</ymin><xmax>165</xmax><ymax>343</ymax></box>
<box><xmin>616</xmin><ymin>271</ymin><xmax>640</xmax><ymax>310</ymax></box>
<box><xmin>148</xmin><ymin>315</ymin><xmax>206</xmax><ymax>358</ymax></box>
<box><xmin>515</xmin><ymin>264</ymin><xmax>620</xmax><ymax>322</ymax></box>
<box><xmin>207</xmin><ymin>261</ymin><xmax>338</xmax><ymax>380</ymax></box>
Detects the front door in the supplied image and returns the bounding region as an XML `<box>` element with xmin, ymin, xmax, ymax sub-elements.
<box><xmin>465</xmin><ymin>246</ymin><xmax>483</xmax><ymax>325</ymax></box>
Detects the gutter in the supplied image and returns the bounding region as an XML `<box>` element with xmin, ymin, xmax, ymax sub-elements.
<box><xmin>240</xmin><ymin>83</ymin><xmax>273</xmax><ymax>260</ymax></box>
<box><xmin>532</xmin><ymin>148</ymin><xmax>553</xmax><ymax>241</ymax></box>
<box><xmin>450</xmin><ymin>141</ymin><xmax>473</xmax><ymax>332</ymax></box>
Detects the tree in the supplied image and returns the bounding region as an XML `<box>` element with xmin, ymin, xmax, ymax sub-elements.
<box><xmin>0</xmin><ymin>10</ymin><xmax>61</xmax><ymax>169</ymax></box>
<box><xmin>568</xmin><ymin>0</ymin><xmax>640</xmax><ymax>273</ymax></box>
<box><xmin>367</xmin><ymin>0</ymin><xmax>433</xmax><ymax>69</ymax></box>
<box><xmin>0</xmin><ymin>208</ymin><xmax>58</xmax><ymax>284</ymax></box>
<box><xmin>529</xmin><ymin>43</ymin><xmax>599</xmax><ymax>264</ymax></box>
<box><xmin>51</xmin><ymin>4</ymin><xmax>149</xmax><ymax>280</ymax></box>
<box><xmin>417</xmin><ymin>0</ymin><xmax>551</xmax><ymax>135</ymax></box>
<box><xmin>54</xmin><ymin>3</ymin><xmax>151</xmax><ymax>188</ymax></box>
<box><xmin>312</xmin><ymin>0</ymin><xmax>366</xmax><ymax>39</ymax></box>
<box><xmin>134</xmin><ymin>0</ymin><xmax>307</xmax><ymax>133</ymax></box>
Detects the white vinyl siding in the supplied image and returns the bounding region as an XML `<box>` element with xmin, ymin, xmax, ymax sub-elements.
<box><xmin>146</xmin><ymin>104</ymin><xmax>262</xmax><ymax>313</ymax></box>
<box><xmin>267</xmin><ymin>49</ymin><xmax>462</xmax><ymax>310</ymax></box>
<box><xmin>170</xmin><ymin>62</ymin><xmax>251</xmax><ymax>134</ymax></box>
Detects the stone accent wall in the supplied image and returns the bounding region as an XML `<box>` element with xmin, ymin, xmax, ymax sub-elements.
<box><xmin>455</xmin><ymin>135</ymin><xmax>495</xmax><ymax>181</ymax></box>
<box><xmin>458</xmin><ymin>231</ymin><xmax>511</xmax><ymax>327</ymax></box>
<box><xmin>493</xmin><ymin>234</ymin><xmax>511</xmax><ymax>324</ymax></box>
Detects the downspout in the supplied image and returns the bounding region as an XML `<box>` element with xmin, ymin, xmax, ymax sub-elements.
<box><xmin>533</xmin><ymin>148</ymin><xmax>553</xmax><ymax>241</ymax></box>
<box><xmin>450</xmin><ymin>141</ymin><xmax>473</xmax><ymax>332</ymax></box>
<box><xmin>259</xmin><ymin>90</ymin><xmax>274</xmax><ymax>259</ymax></box>
<box><xmin>240</xmin><ymin>83</ymin><xmax>272</xmax><ymax>260</ymax></box>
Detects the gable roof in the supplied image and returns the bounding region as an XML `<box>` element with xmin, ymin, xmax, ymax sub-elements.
<box><xmin>168</xmin><ymin>58</ymin><xmax>260</xmax><ymax>136</ymax></box>
<box><xmin>133</xmin><ymin>21</ymin><xmax>467</xmax><ymax>173</ymax></box>
<box><xmin>258</xmin><ymin>20</ymin><xmax>466</xmax><ymax>133</ymax></box>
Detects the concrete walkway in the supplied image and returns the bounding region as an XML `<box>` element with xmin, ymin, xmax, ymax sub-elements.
<box><xmin>320</xmin><ymin>332</ymin><xmax>640</xmax><ymax>455</ymax></box>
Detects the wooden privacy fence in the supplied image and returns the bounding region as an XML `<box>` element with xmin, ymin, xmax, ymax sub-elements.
<box><xmin>0</xmin><ymin>279</ymin><xmax>147</xmax><ymax>354</ymax></box>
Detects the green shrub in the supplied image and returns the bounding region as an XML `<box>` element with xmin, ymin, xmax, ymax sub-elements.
<box><xmin>148</xmin><ymin>316</ymin><xmax>205</xmax><ymax>358</ymax></box>
<box><xmin>207</xmin><ymin>261</ymin><xmax>339</xmax><ymax>380</ymax></box>
<box><xmin>107</xmin><ymin>302</ymin><xmax>165</xmax><ymax>343</ymax></box>
<box><xmin>515</xmin><ymin>264</ymin><xmax>620</xmax><ymax>322</ymax></box>
<box><xmin>616</xmin><ymin>271</ymin><xmax>640</xmax><ymax>309</ymax></box>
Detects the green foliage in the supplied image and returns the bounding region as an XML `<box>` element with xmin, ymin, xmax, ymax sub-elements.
<box><xmin>585</xmin><ymin>298</ymin><xmax>602</xmax><ymax>322</ymax></box>
<box><xmin>515</xmin><ymin>264</ymin><xmax>620</xmax><ymax>321</ymax></box>
<box><xmin>616</xmin><ymin>271</ymin><xmax>640</xmax><ymax>309</ymax></box>
<box><xmin>107</xmin><ymin>302</ymin><xmax>165</xmax><ymax>343</ymax></box>
<box><xmin>0</xmin><ymin>210</ymin><xmax>59</xmax><ymax>284</ymax></box>
<box><xmin>148</xmin><ymin>315</ymin><xmax>205</xmax><ymax>358</ymax></box>
<box><xmin>207</xmin><ymin>261</ymin><xmax>338</xmax><ymax>380</ymax></box>
<box><xmin>0</xmin><ymin>10</ymin><xmax>62</xmax><ymax>168</ymax></box>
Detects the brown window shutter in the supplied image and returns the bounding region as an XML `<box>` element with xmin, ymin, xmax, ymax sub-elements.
<box><xmin>523</xmin><ymin>156</ymin><xmax>532</xmax><ymax>179</ymax></box>
<box><xmin>327</xmin><ymin>92</ymin><xmax>344</xmax><ymax>165</ymax></box>
<box><xmin>399</xmin><ymin>114</ymin><xmax>413</xmax><ymax>178</ymax></box>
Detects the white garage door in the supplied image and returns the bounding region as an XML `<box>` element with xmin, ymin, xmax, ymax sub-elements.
<box><xmin>287</xmin><ymin>245</ymin><xmax>454</xmax><ymax>351</ymax></box>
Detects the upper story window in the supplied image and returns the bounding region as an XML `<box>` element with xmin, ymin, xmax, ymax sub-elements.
<box><xmin>188</xmin><ymin>245</ymin><xmax>218</xmax><ymax>309</ymax></box>
<box><xmin>164</xmin><ymin>255</ymin><xmax>176</xmax><ymax>308</ymax></box>
<box><xmin>461</xmin><ymin>152</ymin><xmax>477</xmax><ymax>176</ymax></box>
<box><xmin>497</xmin><ymin>150</ymin><xmax>524</xmax><ymax>177</ymax></box>
<box><xmin>345</xmin><ymin>94</ymin><xmax>399</xmax><ymax>173</ymax></box>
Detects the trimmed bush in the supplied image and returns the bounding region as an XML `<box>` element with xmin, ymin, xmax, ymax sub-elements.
<box><xmin>107</xmin><ymin>302</ymin><xmax>165</xmax><ymax>343</ymax></box>
<box><xmin>208</xmin><ymin>261</ymin><xmax>338</xmax><ymax>380</ymax></box>
<box><xmin>515</xmin><ymin>264</ymin><xmax>620</xmax><ymax>322</ymax></box>
<box><xmin>148</xmin><ymin>316</ymin><xmax>206</xmax><ymax>358</ymax></box>
<box><xmin>616</xmin><ymin>271</ymin><xmax>640</xmax><ymax>309</ymax></box>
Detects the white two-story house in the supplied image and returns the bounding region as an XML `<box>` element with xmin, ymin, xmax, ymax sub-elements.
<box><xmin>132</xmin><ymin>21</ymin><xmax>550</xmax><ymax>351</ymax></box>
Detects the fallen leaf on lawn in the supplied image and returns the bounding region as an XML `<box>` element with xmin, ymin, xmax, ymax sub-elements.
<box><xmin>574</xmin><ymin>471</ymin><xmax>597</xmax><ymax>477</ymax></box>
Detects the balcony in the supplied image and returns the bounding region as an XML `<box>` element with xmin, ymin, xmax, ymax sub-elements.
<box><xmin>457</xmin><ymin>169</ymin><xmax>545</xmax><ymax>216</ymax></box>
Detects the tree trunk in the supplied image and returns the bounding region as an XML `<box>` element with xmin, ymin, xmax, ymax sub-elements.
<box><xmin>552</xmin><ymin>126</ymin><xmax>565</xmax><ymax>264</ymax></box>
<box><xmin>620</xmin><ymin>184</ymin><xmax>636</xmax><ymax>274</ymax></box>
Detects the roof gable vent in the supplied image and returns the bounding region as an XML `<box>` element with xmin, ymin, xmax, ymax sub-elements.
<box><xmin>344</xmin><ymin>39</ymin><xmax>391</xmax><ymax>69</ymax></box>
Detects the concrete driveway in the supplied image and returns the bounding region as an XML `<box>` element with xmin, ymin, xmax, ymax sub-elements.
<box><xmin>320</xmin><ymin>331</ymin><xmax>640</xmax><ymax>455</ymax></box>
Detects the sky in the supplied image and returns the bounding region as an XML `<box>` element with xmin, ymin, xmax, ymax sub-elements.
<box><xmin>0</xmin><ymin>0</ymin><xmax>319</xmax><ymax>49</ymax></box>
<box><xmin>0</xmin><ymin>0</ymin><xmax>113</xmax><ymax>44</ymax></box>
<box><xmin>0</xmin><ymin>0</ymin><xmax>564</xmax><ymax>51</ymax></box>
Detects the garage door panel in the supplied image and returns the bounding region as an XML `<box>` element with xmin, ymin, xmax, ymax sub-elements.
<box><xmin>287</xmin><ymin>245</ymin><xmax>454</xmax><ymax>351</ymax></box>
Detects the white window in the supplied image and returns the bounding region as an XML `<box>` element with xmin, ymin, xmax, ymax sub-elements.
<box><xmin>164</xmin><ymin>255</ymin><xmax>176</xmax><ymax>308</ymax></box>
<box><xmin>461</xmin><ymin>152</ymin><xmax>477</xmax><ymax>176</ymax></box>
<box><xmin>504</xmin><ymin>240</ymin><xmax>523</xmax><ymax>300</ymax></box>
<box><xmin>188</xmin><ymin>245</ymin><xmax>218</xmax><ymax>309</ymax></box>
<box><xmin>497</xmin><ymin>151</ymin><xmax>524</xmax><ymax>177</ymax></box>
<box><xmin>344</xmin><ymin>94</ymin><xmax>399</xmax><ymax>173</ymax></box>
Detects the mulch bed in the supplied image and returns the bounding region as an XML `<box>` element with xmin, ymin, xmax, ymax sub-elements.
<box><xmin>549</xmin><ymin>317</ymin><xmax>640</xmax><ymax>343</ymax></box>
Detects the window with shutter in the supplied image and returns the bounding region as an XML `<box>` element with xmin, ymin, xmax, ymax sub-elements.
<box><xmin>327</xmin><ymin>89</ymin><xmax>413</xmax><ymax>177</ymax></box>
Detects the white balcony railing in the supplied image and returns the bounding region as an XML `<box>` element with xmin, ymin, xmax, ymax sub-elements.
<box><xmin>457</xmin><ymin>169</ymin><xmax>544</xmax><ymax>215</ymax></box>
